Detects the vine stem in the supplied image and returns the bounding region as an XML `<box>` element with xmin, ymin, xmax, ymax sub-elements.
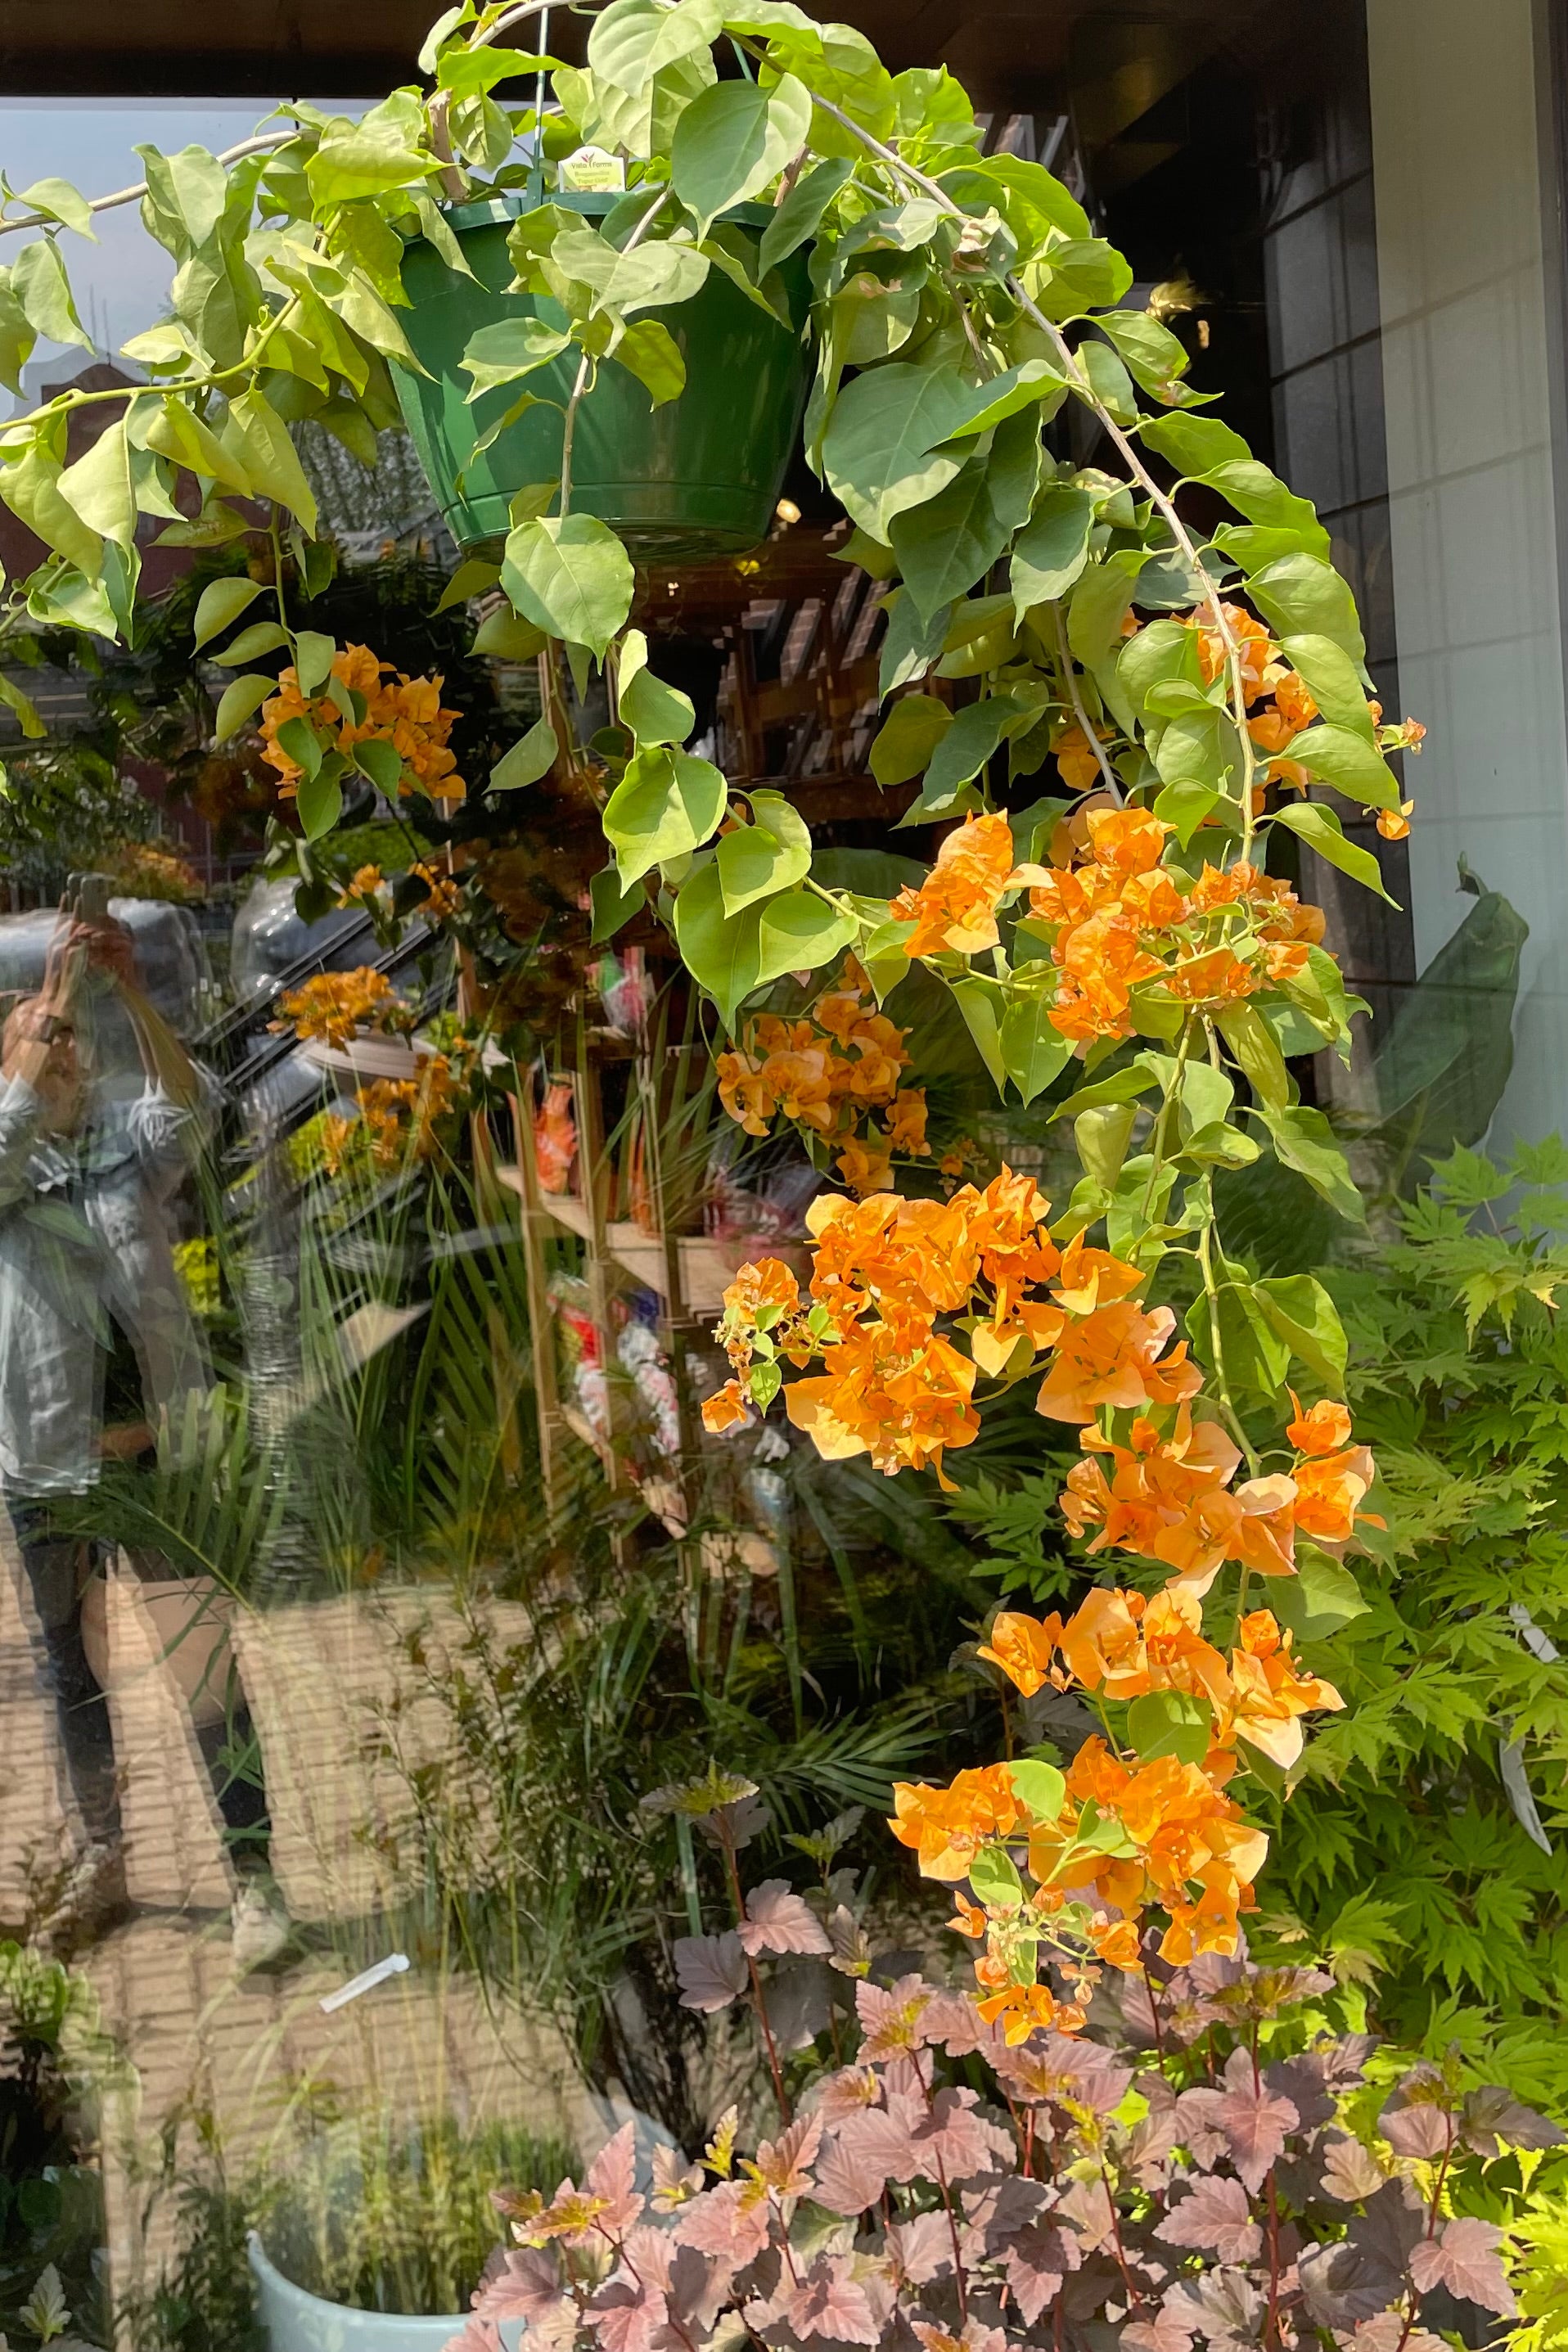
<box><xmin>559</xmin><ymin>186</ymin><xmax>670</xmax><ymax>518</ymax></box>
<box><xmin>800</xmin><ymin>85</ymin><xmax>1260</xmax><ymax>834</ymax></box>
<box><xmin>1051</xmin><ymin>605</ymin><xmax>1123</xmax><ymax>805</ymax></box>
<box><xmin>0</xmin><ymin>132</ymin><xmax>291</xmax><ymax>239</ymax></box>
<box><xmin>716</xmin><ymin>1822</ymin><xmax>792</xmax><ymax>2124</ymax></box>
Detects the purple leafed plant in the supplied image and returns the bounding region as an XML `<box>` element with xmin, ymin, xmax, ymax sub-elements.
<box><xmin>447</xmin><ymin>1789</ymin><xmax>1557</xmax><ymax>2352</ymax></box>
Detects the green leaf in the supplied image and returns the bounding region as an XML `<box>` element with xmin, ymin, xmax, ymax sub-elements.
<box><xmin>1252</xmin><ymin>1273</ymin><xmax>1348</xmax><ymax>1389</ymax></box>
<box><xmin>620</xmin><ymin>658</ymin><xmax>696</xmax><ymax>746</ymax></box>
<box><xmin>276</xmin><ymin>714</ymin><xmax>323</xmax><ymax>779</ymax></box>
<box><xmin>554</xmin><ymin>224</ymin><xmax>710</xmax><ymax>318</ymax></box>
<box><xmin>306</xmin><ymin>96</ymin><xmax>440</xmax><ymax>207</ymax></box>
<box><xmin>1066</xmin><ymin>552</ymin><xmax>1140</xmax><ymax>669</ymax></box>
<box><xmin>0</xmin><ymin>672</ymin><xmax>43</xmax><ymax>738</ymax></box>
<box><xmin>591</xmin><ymin>861</ymin><xmax>645</xmax><ymax>940</ymax></box>
<box><xmin>609</xmin><ymin>316</ymin><xmax>687</xmax><ymax>406</ymax></box>
<box><xmin>1052</xmin><ymin>1063</ymin><xmax>1160</xmax><ymax>1122</ymax></box>
<box><xmin>1260</xmin><ymin>1102</ymin><xmax>1365</xmax><ymax>1224</ymax></box>
<box><xmin>1246</xmin><ymin>551</ymin><xmax>1365</xmax><ymax>665</ymax></box>
<box><xmin>1198</xmin><ymin>459</ymin><xmax>1328</xmax><ymax>556</ymax></box>
<box><xmin>1030</xmin><ymin>237</ymin><xmax>1132</xmax><ymax>317</ymax></box>
<box><xmin>948</xmin><ymin>975</ymin><xmax>1007</xmax><ymax>1093</ymax></box>
<box><xmin>16</xmin><ymin>176</ymin><xmax>97</xmax><ymax>239</ymax></box>
<box><xmin>967</xmin><ymin>1844</ymin><xmax>1024</xmax><ymax>1909</ymax></box>
<box><xmin>13</xmin><ymin>237</ymin><xmax>92</xmax><ymax>349</ymax></box>
<box><xmin>716</xmin><ymin>791</ymin><xmax>812</xmax><ymax>914</ymax></box>
<box><xmin>1010</xmin><ymin>482</ymin><xmax>1094</xmax><ymax>623</ymax></box>
<box><xmin>435</xmin><ymin>556</ymin><xmax>502</xmax><ymax>613</ymax></box>
<box><xmin>213</xmin><ymin>671</ymin><xmax>276</xmax><ymax>741</ymax></box>
<box><xmin>501</xmin><ymin>512</ymin><xmax>635</xmax><ymax>661</ymax></box>
<box><xmin>755</xmin><ymin>889</ymin><xmax>856</xmax><ymax>985</ymax></box>
<box><xmin>1077</xmin><ymin>337</ymin><xmax>1138</xmax><ymax>427</ymax></box>
<box><xmin>869</xmin><ymin>693</ymin><xmax>951</xmax><ymax>786</ymax></box>
<box><xmin>917</xmin><ymin>692</ymin><xmax>1037</xmax><ymax>810</ymax></box>
<box><xmin>461</xmin><ymin>316</ymin><xmax>573</xmax><ymax>397</ymax></box>
<box><xmin>57</xmin><ymin>417</ymin><xmax>136</xmax><ymax>547</ymax></box>
<box><xmin>999</xmin><ymin>997</ymin><xmax>1072</xmax><ymax>1106</ymax></box>
<box><xmin>354</xmin><ymin>737</ymin><xmax>404</xmax><ymax>791</ymax></box>
<box><xmin>889</xmin><ymin>444</ymin><xmax>1009</xmax><ymax>622</ymax></box>
<box><xmin>192</xmin><ymin>574</ymin><xmax>265</xmax><ymax>650</ymax></box>
<box><xmin>1271</xmin><ymin>1543</ymin><xmax>1368</xmax><ymax>1638</ymax></box>
<box><xmin>1097</xmin><ymin>309</ymin><xmax>1193</xmax><ymax>403</ymax></box>
<box><xmin>295</xmin><ymin>765</ymin><xmax>344</xmax><ymax>842</ymax></box>
<box><xmin>491</xmin><ymin>714</ymin><xmax>560</xmax><ymax>790</ymax></box>
<box><xmin>759</xmin><ymin>154</ymin><xmax>853</xmax><ymax>273</ymax></box>
<box><xmin>671</xmin><ymin>73</ymin><xmax>813</xmax><ymax>236</ymax></box>
<box><xmin>1152</xmin><ymin>708</ymin><xmax>1245</xmax><ymax>840</ymax></box>
<box><xmin>294</xmin><ymin>629</ymin><xmax>336</xmax><ymax>697</ymax></box>
<box><xmin>588</xmin><ymin>0</ymin><xmax>725</xmax><ymax>97</ymax></box>
<box><xmin>1268</xmin><ymin>800</ymin><xmax>1398</xmax><ymax>904</ymax></box>
<box><xmin>1283</xmin><ymin>723</ymin><xmax>1400</xmax><ymax>811</ymax></box>
<box><xmin>223</xmin><ymin>389</ymin><xmax>318</xmax><ymax>533</ymax></box>
<box><xmin>1127</xmin><ymin>1689</ymin><xmax>1210</xmax><ymax>1767</ymax></box>
<box><xmin>436</xmin><ymin>43</ymin><xmax>553</xmax><ymax>101</ymax></box>
<box><xmin>1218</xmin><ymin>1002</ymin><xmax>1291</xmax><ymax>1112</ymax></box>
<box><xmin>603</xmin><ymin>746</ymin><xmax>727</xmax><ymax>883</ymax></box>
<box><xmin>1139</xmin><ymin>412</ymin><xmax>1252</xmax><ymax>475</ymax></box>
<box><xmin>822</xmin><ymin>361</ymin><xmax>1021</xmax><ymax>543</ymax></box>
<box><xmin>210</xmin><ymin>619</ymin><xmax>290</xmax><ymax>666</ymax></box>
<box><xmin>473</xmin><ymin>606</ymin><xmax>548</xmax><ymax>660</ymax></box>
<box><xmin>673</xmin><ymin>855</ymin><xmax>764</xmax><ymax>1025</ymax></box>
<box><xmin>0</xmin><ymin>444</ymin><xmax>103</xmax><ymax>577</ymax></box>
<box><xmin>1075</xmin><ymin>1101</ymin><xmax>1138</xmax><ymax>1188</ymax></box>
<box><xmin>1277</xmin><ymin>633</ymin><xmax>1375</xmax><ymax>740</ymax></box>
<box><xmin>144</xmin><ymin>399</ymin><xmax>255</xmax><ymax>495</ymax></box>
<box><xmin>1117</xmin><ymin>615</ymin><xmax>1204</xmax><ymax>713</ymax></box>
<box><xmin>879</xmin><ymin>588</ymin><xmax>950</xmax><ymax>696</ymax></box>
<box><xmin>1006</xmin><ymin>1757</ymin><xmax>1066</xmax><ymax>1821</ymax></box>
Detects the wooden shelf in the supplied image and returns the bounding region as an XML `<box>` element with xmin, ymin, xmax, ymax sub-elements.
<box><xmin>495</xmin><ymin>1168</ymin><xmax>752</xmax><ymax>1316</ymax></box>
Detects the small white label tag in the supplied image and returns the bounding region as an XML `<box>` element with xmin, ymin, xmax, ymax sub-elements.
<box><xmin>559</xmin><ymin>143</ymin><xmax>626</xmax><ymax>193</ymax></box>
<box><xmin>320</xmin><ymin>1952</ymin><xmax>411</xmax><ymax>2013</ymax></box>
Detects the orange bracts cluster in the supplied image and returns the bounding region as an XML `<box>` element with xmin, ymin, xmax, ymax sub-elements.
<box><xmin>1022</xmin><ymin>806</ymin><xmax>1327</xmax><ymax>1043</ymax></box>
<box><xmin>715</xmin><ymin>959</ymin><xmax>930</xmax><ymax>1197</ymax></box>
<box><xmin>260</xmin><ymin>642</ymin><xmax>466</xmax><ymax>804</ymax></box>
<box><xmin>319</xmin><ymin>1048</ymin><xmax>471</xmax><ymax>1176</ymax></box>
<box><xmin>701</xmin><ymin>1169</ymin><xmax>1212</xmax><ymax>1480</ymax></box>
<box><xmin>271</xmin><ymin>966</ymin><xmax>416</xmax><ymax>1051</ymax></box>
<box><xmin>890</xmin><ymin>1581</ymin><xmax>1340</xmax><ymax>2018</ymax></box>
<box><xmin>1058</xmin><ymin>1395</ymin><xmax>1379</xmax><ymax>1592</ymax></box>
<box><xmin>889</xmin><ymin>810</ymin><xmax>1025</xmax><ymax>957</ymax></box>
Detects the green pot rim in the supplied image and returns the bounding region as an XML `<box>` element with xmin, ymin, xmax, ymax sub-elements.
<box><xmin>422</xmin><ymin>187</ymin><xmax>777</xmax><ymax>239</ymax></box>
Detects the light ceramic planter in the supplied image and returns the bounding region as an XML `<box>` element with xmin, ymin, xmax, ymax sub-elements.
<box><xmin>248</xmin><ymin>2233</ymin><xmax>522</xmax><ymax>2352</ymax></box>
<box><xmin>303</xmin><ymin>1035</ymin><xmax>431</xmax><ymax>1083</ymax></box>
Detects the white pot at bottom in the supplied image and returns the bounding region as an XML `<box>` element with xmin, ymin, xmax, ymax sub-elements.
<box><xmin>248</xmin><ymin>2230</ymin><xmax>522</xmax><ymax>2352</ymax></box>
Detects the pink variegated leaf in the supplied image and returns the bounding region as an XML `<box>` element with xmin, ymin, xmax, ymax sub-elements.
<box><xmin>1346</xmin><ymin>2317</ymin><xmax>1449</xmax><ymax>2352</ymax></box>
<box><xmin>753</xmin><ymin>2109</ymin><xmax>822</xmax><ymax>2197</ymax></box>
<box><xmin>675</xmin><ymin>2180</ymin><xmax>774</xmax><ymax>2265</ymax></box>
<box><xmin>1408</xmin><ymin>2219</ymin><xmax>1516</xmax><ymax>2316</ymax></box>
<box><xmin>1180</xmin><ymin>2048</ymin><xmax>1298</xmax><ymax>2193</ymax></box>
<box><xmin>1001</xmin><ymin>2222</ymin><xmax>1079</xmax><ymax>2324</ymax></box>
<box><xmin>912</xmin><ymin>2322</ymin><xmax>1007</xmax><ymax>2352</ymax></box>
<box><xmin>651</xmin><ymin>2143</ymin><xmax>704</xmax><ymax>2213</ymax></box>
<box><xmin>813</xmin><ymin>2110</ymin><xmax>911</xmax><ymax>2216</ymax></box>
<box><xmin>474</xmin><ymin>2249</ymin><xmax>574</xmax><ymax>2330</ymax></box>
<box><xmin>443</xmin><ymin>2322</ymin><xmax>507</xmax><ymax>2352</ymax></box>
<box><xmin>885</xmin><ymin>2209</ymin><xmax>957</xmax><ymax>2287</ymax></box>
<box><xmin>674</xmin><ymin>1931</ymin><xmax>750</xmax><ymax>2014</ymax></box>
<box><xmin>738</xmin><ymin>1879</ymin><xmax>832</xmax><ymax>1957</ymax></box>
<box><xmin>1121</xmin><ymin>2297</ymin><xmax>1198</xmax><ymax>2352</ymax></box>
<box><xmin>1379</xmin><ymin>2102</ymin><xmax>1450</xmax><ymax>2161</ymax></box>
<box><xmin>1155</xmin><ymin>2177</ymin><xmax>1261</xmax><ymax>2265</ymax></box>
<box><xmin>814</xmin><ymin>2066</ymin><xmax>881</xmax><ymax>2124</ymax></box>
<box><xmin>786</xmin><ymin>2257</ymin><xmax>881</xmax><ymax>2345</ymax></box>
<box><xmin>588</xmin><ymin>2272</ymin><xmax>668</xmax><ymax>2352</ymax></box>
<box><xmin>854</xmin><ymin>1972</ymin><xmax>935</xmax><ymax>2060</ymax></box>
<box><xmin>587</xmin><ymin>2122</ymin><xmax>645</xmax><ymax>2234</ymax></box>
<box><xmin>908</xmin><ymin>2086</ymin><xmax>1013</xmax><ymax>2184</ymax></box>
<box><xmin>1319</xmin><ymin>2134</ymin><xmax>1388</xmax><ymax>2204</ymax></box>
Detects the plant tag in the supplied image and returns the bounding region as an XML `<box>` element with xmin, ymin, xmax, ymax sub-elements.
<box><xmin>319</xmin><ymin>1951</ymin><xmax>411</xmax><ymax>2013</ymax></box>
<box><xmin>559</xmin><ymin>144</ymin><xmax>625</xmax><ymax>193</ymax></box>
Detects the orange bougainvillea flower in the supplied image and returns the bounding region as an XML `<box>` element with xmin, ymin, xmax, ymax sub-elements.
<box><xmin>1036</xmin><ymin>1300</ymin><xmax>1202</xmax><ymax>1423</ymax></box>
<box><xmin>946</xmin><ymin>1890</ymin><xmax>988</xmax><ymax>1939</ymax></box>
<box><xmin>976</xmin><ymin>1610</ymin><xmax>1066</xmax><ymax>1697</ymax></box>
<box><xmin>1088</xmin><ymin>1913</ymin><xmax>1142</xmax><ymax>1971</ymax></box>
<box><xmin>1271</xmin><ymin>669</ymin><xmax>1319</xmax><ymax>732</ymax></box>
<box><xmin>885</xmin><ymin>1089</ymin><xmax>930</xmax><ymax>1154</ymax></box>
<box><xmin>1291</xmin><ymin>1443</ymin><xmax>1380</xmax><ymax>1548</ymax></box>
<box><xmin>1166</xmin><ymin>944</ymin><xmax>1260</xmax><ymax>1005</ymax></box>
<box><xmin>1286</xmin><ymin>1391</ymin><xmax>1353</xmax><ymax>1456</ymax></box>
<box><xmin>1084</xmin><ymin>805</ymin><xmax>1173</xmax><ymax>879</ymax></box>
<box><xmin>1377</xmin><ymin>800</ymin><xmax>1414</xmax><ymax>840</ymax></box>
<box><xmin>1053</xmin><ymin>723</ymin><xmax>1113</xmax><ymax>792</ymax></box>
<box><xmin>260</xmin><ymin>643</ymin><xmax>466</xmax><ymax>804</ymax></box>
<box><xmin>975</xmin><ymin>1981</ymin><xmax>1084</xmax><ymax>2043</ymax></box>
<box><xmin>888</xmin><ymin>1764</ymin><xmax>1025</xmax><ymax>1881</ymax></box>
<box><xmin>1219</xmin><ymin>1610</ymin><xmax>1345</xmax><ymax>1769</ymax></box>
<box><xmin>701</xmin><ymin>1380</ymin><xmax>752</xmax><ymax>1435</ymax></box>
<box><xmin>1192</xmin><ymin>602</ymin><xmax>1275</xmax><ymax>703</ymax></box>
<box><xmin>271</xmin><ymin>966</ymin><xmax>414</xmax><ymax>1051</ymax></box>
<box><xmin>890</xmin><ymin>813</ymin><xmax>1024</xmax><ymax>959</ymax></box>
<box><xmin>836</xmin><ymin>1134</ymin><xmax>895</xmax><ymax>1196</ymax></box>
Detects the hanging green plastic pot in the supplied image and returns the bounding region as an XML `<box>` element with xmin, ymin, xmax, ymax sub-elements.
<box><xmin>393</xmin><ymin>191</ymin><xmax>811</xmax><ymax>561</ymax></box>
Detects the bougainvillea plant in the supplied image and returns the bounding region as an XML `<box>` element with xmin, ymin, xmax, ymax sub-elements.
<box><xmin>445</xmin><ymin>1778</ymin><xmax>1560</xmax><ymax>2352</ymax></box>
<box><xmin>0</xmin><ymin>0</ymin><xmax>1432</xmax><ymax>2200</ymax></box>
